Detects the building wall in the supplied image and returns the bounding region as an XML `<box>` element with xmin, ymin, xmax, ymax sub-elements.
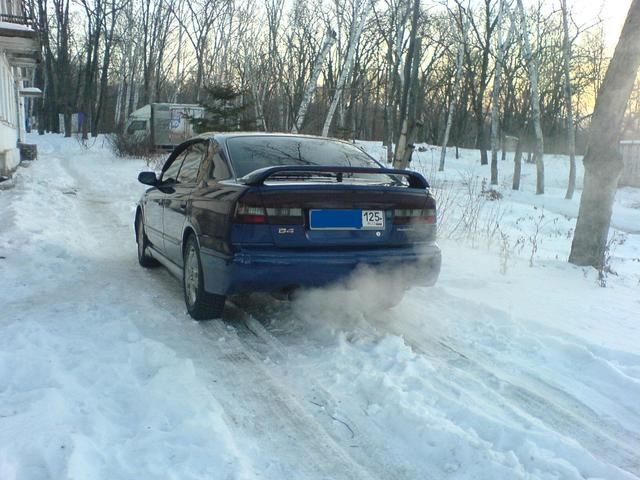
<box><xmin>620</xmin><ymin>141</ymin><xmax>640</xmax><ymax>188</ymax></box>
<box><xmin>0</xmin><ymin>0</ymin><xmax>18</xmax><ymax>16</ymax></box>
<box><xmin>0</xmin><ymin>48</ymin><xmax>20</xmax><ymax>175</ymax></box>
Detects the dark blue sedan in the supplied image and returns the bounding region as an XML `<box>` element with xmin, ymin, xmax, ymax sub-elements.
<box><xmin>135</xmin><ymin>133</ymin><xmax>441</xmax><ymax>320</ymax></box>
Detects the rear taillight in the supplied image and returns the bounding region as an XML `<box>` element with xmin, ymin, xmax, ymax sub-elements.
<box><xmin>265</xmin><ymin>207</ymin><xmax>304</xmax><ymax>225</ymax></box>
<box><xmin>234</xmin><ymin>204</ymin><xmax>304</xmax><ymax>225</ymax></box>
<box><xmin>393</xmin><ymin>208</ymin><xmax>436</xmax><ymax>225</ymax></box>
<box><xmin>235</xmin><ymin>204</ymin><xmax>268</xmax><ymax>224</ymax></box>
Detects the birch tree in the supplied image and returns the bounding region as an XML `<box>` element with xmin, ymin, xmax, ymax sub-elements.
<box><xmin>292</xmin><ymin>28</ymin><xmax>336</xmax><ymax>133</ymax></box>
<box><xmin>322</xmin><ymin>0</ymin><xmax>369</xmax><ymax>137</ymax></box>
<box><xmin>489</xmin><ymin>0</ymin><xmax>513</xmax><ymax>184</ymax></box>
<box><xmin>560</xmin><ymin>0</ymin><xmax>576</xmax><ymax>199</ymax></box>
<box><xmin>371</xmin><ymin>0</ymin><xmax>411</xmax><ymax>162</ymax></box>
<box><xmin>392</xmin><ymin>0</ymin><xmax>420</xmax><ymax>169</ymax></box>
<box><xmin>440</xmin><ymin>11</ymin><xmax>466</xmax><ymax>172</ymax></box>
<box><xmin>516</xmin><ymin>0</ymin><xmax>544</xmax><ymax>194</ymax></box>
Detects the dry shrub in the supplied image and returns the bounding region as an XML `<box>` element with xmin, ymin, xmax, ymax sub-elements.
<box><xmin>107</xmin><ymin>132</ymin><xmax>155</xmax><ymax>159</ymax></box>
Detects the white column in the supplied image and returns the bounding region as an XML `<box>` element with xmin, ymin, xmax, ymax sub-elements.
<box><xmin>13</xmin><ymin>68</ymin><xmax>25</xmax><ymax>143</ymax></box>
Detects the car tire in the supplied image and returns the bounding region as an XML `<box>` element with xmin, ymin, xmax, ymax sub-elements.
<box><xmin>136</xmin><ymin>213</ymin><xmax>158</xmax><ymax>268</ymax></box>
<box><xmin>183</xmin><ymin>235</ymin><xmax>226</xmax><ymax>320</ymax></box>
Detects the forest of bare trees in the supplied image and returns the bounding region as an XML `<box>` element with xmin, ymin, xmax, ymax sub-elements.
<box><xmin>27</xmin><ymin>0</ymin><xmax>639</xmax><ymax>163</ymax></box>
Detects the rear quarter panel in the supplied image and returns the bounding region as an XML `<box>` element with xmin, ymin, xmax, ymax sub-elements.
<box><xmin>189</xmin><ymin>181</ymin><xmax>246</xmax><ymax>257</ymax></box>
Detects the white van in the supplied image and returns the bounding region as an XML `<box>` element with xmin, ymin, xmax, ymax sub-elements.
<box><xmin>125</xmin><ymin>103</ymin><xmax>205</xmax><ymax>148</ymax></box>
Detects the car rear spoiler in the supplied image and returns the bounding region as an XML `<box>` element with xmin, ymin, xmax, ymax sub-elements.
<box><xmin>239</xmin><ymin>166</ymin><xmax>430</xmax><ymax>189</ymax></box>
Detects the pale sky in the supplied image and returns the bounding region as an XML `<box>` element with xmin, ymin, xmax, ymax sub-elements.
<box><xmin>571</xmin><ymin>0</ymin><xmax>633</xmax><ymax>51</ymax></box>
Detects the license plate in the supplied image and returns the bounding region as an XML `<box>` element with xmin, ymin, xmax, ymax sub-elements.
<box><xmin>309</xmin><ymin>209</ymin><xmax>385</xmax><ymax>230</ymax></box>
<box><xmin>361</xmin><ymin>210</ymin><xmax>384</xmax><ymax>229</ymax></box>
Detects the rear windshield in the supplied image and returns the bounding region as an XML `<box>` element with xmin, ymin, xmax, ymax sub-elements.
<box><xmin>225</xmin><ymin>136</ymin><xmax>382</xmax><ymax>178</ymax></box>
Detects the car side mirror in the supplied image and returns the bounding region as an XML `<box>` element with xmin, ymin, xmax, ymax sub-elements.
<box><xmin>138</xmin><ymin>171</ymin><xmax>158</xmax><ymax>186</ymax></box>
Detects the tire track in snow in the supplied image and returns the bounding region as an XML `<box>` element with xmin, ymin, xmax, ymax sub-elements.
<box><xmin>198</xmin><ymin>316</ymin><xmax>378</xmax><ymax>480</ymax></box>
<box><xmin>367</xmin><ymin>291</ymin><xmax>640</xmax><ymax>477</ymax></box>
<box><xmin>232</xmin><ymin>291</ymin><xmax>640</xmax><ymax>478</ymax></box>
<box><xmin>229</xmin><ymin>297</ymin><xmax>439</xmax><ymax>480</ymax></box>
<box><xmin>53</xmin><ymin>152</ymin><xmax>377</xmax><ymax>479</ymax></box>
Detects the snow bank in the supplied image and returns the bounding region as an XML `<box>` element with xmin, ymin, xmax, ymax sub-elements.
<box><xmin>0</xmin><ymin>135</ymin><xmax>252</xmax><ymax>479</ymax></box>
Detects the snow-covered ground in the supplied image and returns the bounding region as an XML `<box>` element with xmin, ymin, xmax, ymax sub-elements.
<box><xmin>0</xmin><ymin>133</ymin><xmax>638</xmax><ymax>479</ymax></box>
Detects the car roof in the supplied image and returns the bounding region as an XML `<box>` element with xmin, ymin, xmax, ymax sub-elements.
<box><xmin>197</xmin><ymin>131</ymin><xmax>353</xmax><ymax>144</ymax></box>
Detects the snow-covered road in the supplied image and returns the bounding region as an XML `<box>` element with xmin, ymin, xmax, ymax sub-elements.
<box><xmin>1</xmin><ymin>135</ymin><xmax>639</xmax><ymax>479</ymax></box>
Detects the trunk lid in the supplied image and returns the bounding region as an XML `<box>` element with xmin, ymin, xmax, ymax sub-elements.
<box><xmin>232</xmin><ymin>167</ymin><xmax>436</xmax><ymax>249</ymax></box>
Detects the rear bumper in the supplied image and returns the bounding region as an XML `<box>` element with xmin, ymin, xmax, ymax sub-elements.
<box><xmin>200</xmin><ymin>243</ymin><xmax>441</xmax><ymax>295</ymax></box>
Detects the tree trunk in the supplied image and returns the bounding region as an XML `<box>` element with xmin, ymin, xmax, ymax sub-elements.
<box><xmin>440</xmin><ymin>16</ymin><xmax>465</xmax><ymax>172</ymax></box>
<box><xmin>515</xmin><ymin>0</ymin><xmax>544</xmax><ymax>194</ymax></box>
<box><xmin>569</xmin><ymin>0</ymin><xmax>640</xmax><ymax>268</ymax></box>
<box><xmin>249</xmin><ymin>62</ymin><xmax>268</xmax><ymax>132</ymax></box>
<box><xmin>474</xmin><ymin>0</ymin><xmax>497</xmax><ymax>167</ymax></box>
<box><xmin>173</xmin><ymin>13</ymin><xmax>183</xmax><ymax>103</ymax></box>
<box><xmin>490</xmin><ymin>0</ymin><xmax>512</xmax><ymax>185</ymax></box>
<box><xmin>124</xmin><ymin>43</ymin><xmax>138</xmax><ymax>119</ymax></box>
<box><xmin>561</xmin><ymin>0</ymin><xmax>577</xmax><ymax>199</ymax></box>
<box><xmin>114</xmin><ymin>77</ymin><xmax>124</xmax><ymax>131</ymax></box>
<box><xmin>94</xmin><ymin>0</ymin><xmax>117</xmax><ymax>136</ymax></box>
<box><xmin>393</xmin><ymin>0</ymin><xmax>420</xmax><ymax>168</ymax></box>
<box><xmin>292</xmin><ymin>29</ymin><xmax>336</xmax><ymax>133</ymax></box>
<box><xmin>322</xmin><ymin>2</ymin><xmax>368</xmax><ymax>137</ymax></box>
<box><xmin>399</xmin><ymin>39</ymin><xmax>422</xmax><ymax>169</ymax></box>
<box><xmin>56</xmin><ymin>0</ymin><xmax>71</xmax><ymax>136</ymax></box>
<box><xmin>512</xmin><ymin>135</ymin><xmax>523</xmax><ymax>190</ymax></box>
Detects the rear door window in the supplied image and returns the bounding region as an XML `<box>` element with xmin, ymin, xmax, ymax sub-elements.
<box><xmin>177</xmin><ymin>142</ymin><xmax>208</xmax><ymax>184</ymax></box>
<box><xmin>161</xmin><ymin>151</ymin><xmax>186</xmax><ymax>183</ymax></box>
<box><xmin>208</xmin><ymin>142</ymin><xmax>231</xmax><ymax>180</ymax></box>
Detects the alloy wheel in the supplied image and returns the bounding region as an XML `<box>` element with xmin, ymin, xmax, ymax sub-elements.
<box><xmin>184</xmin><ymin>244</ymin><xmax>199</xmax><ymax>307</ymax></box>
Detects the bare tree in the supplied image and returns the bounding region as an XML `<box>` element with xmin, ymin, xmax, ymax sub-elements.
<box><xmin>461</xmin><ymin>0</ymin><xmax>499</xmax><ymax>166</ymax></box>
<box><xmin>37</xmin><ymin>0</ymin><xmax>74</xmax><ymax>134</ymax></box>
<box><xmin>93</xmin><ymin>0</ymin><xmax>127</xmax><ymax>136</ymax></box>
<box><xmin>490</xmin><ymin>0</ymin><xmax>513</xmax><ymax>184</ymax></box>
<box><xmin>33</xmin><ymin>0</ymin><xmax>618</xmax><ymax>156</ymax></box>
<box><xmin>292</xmin><ymin>28</ymin><xmax>336</xmax><ymax>133</ymax></box>
<box><xmin>515</xmin><ymin>0</ymin><xmax>544</xmax><ymax>194</ymax></box>
<box><xmin>371</xmin><ymin>0</ymin><xmax>411</xmax><ymax>162</ymax></box>
<box><xmin>560</xmin><ymin>0</ymin><xmax>576</xmax><ymax>199</ymax></box>
<box><xmin>322</xmin><ymin>0</ymin><xmax>369</xmax><ymax>137</ymax></box>
<box><xmin>440</xmin><ymin>10</ymin><xmax>466</xmax><ymax>171</ymax></box>
<box><xmin>76</xmin><ymin>0</ymin><xmax>106</xmax><ymax>139</ymax></box>
<box><xmin>392</xmin><ymin>0</ymin><xmax>420</xmax><ymax>169</ymax></box>
<box><xmin>569</xmin><ymin>0</ymin><xmax>640</xmax><ymax>268</ymax></box>
<box><xmin>173</xmin><ymin>0</ymin><xmax>222</xmax><ymax>101</ymax></box>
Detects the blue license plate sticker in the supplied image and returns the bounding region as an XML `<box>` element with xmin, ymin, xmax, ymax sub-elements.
<box><xmin>309</xmin><ymin>209</ymin><xmax>384</xmax><ymax>230</ymax></box>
